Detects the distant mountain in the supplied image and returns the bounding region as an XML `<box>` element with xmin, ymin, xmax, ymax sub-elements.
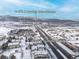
<box><xmin>0</xmin><ymin>15</ymin><xmax>78</xmax><ymax>23</ymax></box>
<box><xmin>0</xmin><ymin>16</ymin><xmax>35</xmax><ymax>22</ymax></box>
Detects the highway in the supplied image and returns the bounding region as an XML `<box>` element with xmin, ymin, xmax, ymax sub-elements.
<box><xmin>35</xmin><ymin>25</ymin><xmax>75</xmax><ymax>59</ymax></box>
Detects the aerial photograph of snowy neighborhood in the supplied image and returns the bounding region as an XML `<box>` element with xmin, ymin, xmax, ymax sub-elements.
<box><xmin>0</xmin><ymin>0</ymin><xmax>79</xmax><ymax>59</ymax></box>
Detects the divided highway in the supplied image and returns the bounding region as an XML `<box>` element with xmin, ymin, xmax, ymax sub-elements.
<box><xmin>35</xmin><ymin>26</ymin><xmax>75</xmax><ymax>59</ymax></box>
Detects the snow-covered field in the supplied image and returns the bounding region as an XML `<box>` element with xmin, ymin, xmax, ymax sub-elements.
<box><xmin>0</xmin><ymin>26</ymin><xmax>13</xmax><ymax>36</ymax></box>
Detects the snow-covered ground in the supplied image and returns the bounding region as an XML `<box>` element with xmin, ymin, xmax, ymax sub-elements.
<box><xmin>0</xmin><ymin>26</ymin><xmax>13</xmax><ymax>35</ymax></box>
<box><xmin>0</xmin><ymin>22</ymin><xmax>79</xmax><ymax>59</ymax></box>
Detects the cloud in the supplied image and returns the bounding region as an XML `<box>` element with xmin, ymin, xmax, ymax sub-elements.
<box><xmin>2</xmin><ymin>0</ymin><xmax>79</xmax><ymax>19</ymax></box>
<box><xmin>4</xmin><ymin>0</ymin><xmax>57</xmax><ymax>9</ymax></box>
<box><xmin>59</xmin><ymin>6</ymin><xmax>77</xmax><ymax>13</ymax></box>
<box><xmin>58</xmin><ymin>0</ymin><xmax>79</xmax><ymax>13</ymax></box>
<box><xmin>5</xmin><ymin>0</ymin><xmax>25</xmax><ymax>6</ymax></box>
<box><xmin>0</xmin><ymin>6</ymin><xmax>3</xmax><ymax>10</ymax></box>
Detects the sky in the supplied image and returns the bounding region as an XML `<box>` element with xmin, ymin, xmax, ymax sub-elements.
<box><xmin>0</xmin><ymin>0</ymin><xmax>79</xmax><ymax>20</ymax></box>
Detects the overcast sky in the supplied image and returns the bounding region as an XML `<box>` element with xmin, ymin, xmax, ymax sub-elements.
<box><xmin>0</xmin><ymin>0</ymin><xmax>79</xmax><ymax>20</ymax></box>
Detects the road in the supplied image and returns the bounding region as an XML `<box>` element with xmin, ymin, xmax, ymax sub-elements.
<box><xmin>35</xmin><ymin>25</ymin><xmax>75</xmax><ymax>59</ymax></box>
